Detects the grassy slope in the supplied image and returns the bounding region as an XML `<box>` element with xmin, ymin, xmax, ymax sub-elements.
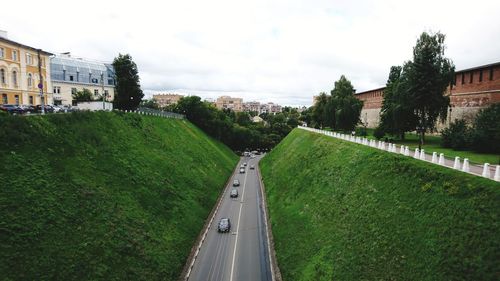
<box><xmin>0</xmin><ymin>111</ymin><xmax>238</xmax><ymax>280</ymax></box>
<box><xmin>260</xmin><ymin>129</ymin><xmax>499</xmax><ymax>281</ymax></box>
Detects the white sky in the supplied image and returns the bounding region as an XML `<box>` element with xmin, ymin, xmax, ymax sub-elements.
<box><xmin>2</xmin><ymin>0</ymin><xmax>500</xmax><ymax>106</ymax></box>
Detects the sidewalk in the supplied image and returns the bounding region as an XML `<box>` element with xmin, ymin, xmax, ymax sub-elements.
<box><xmin>298</xmin><ymin>126</ymin><xmax>499</xmax><ymax>182</ymax></box>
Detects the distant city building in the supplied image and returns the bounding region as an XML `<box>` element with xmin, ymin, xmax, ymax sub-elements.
<box><xmin>215</xmin><ymin>95</ymin><xmax>243</xmax><ymax>111</ymax></box>
<box><xmin>50</xmin><ymin>53</ymin><xmax>115</xmax><ymax>106</ymax></box>
<box><xmin>260</xmin><ymin>102</ymin><xmax>282</xmax><ymax>114</ymax></box>
<box><xmin>242</xmin><ymin>101</ymin><xmax>261</xmax><ymax>113</ymax></box>
<box><xmin>153</xmin><ymin>93</ymin><xmax>184</xmax><ymax>107</ymax></box>
<box><xmin>0</xmin><ymin>31</ymin><xmax>53</xmax><ymax>106</ymax></box>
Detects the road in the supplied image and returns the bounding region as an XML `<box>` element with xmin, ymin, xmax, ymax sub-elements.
<box><xmin>187</xmin><ymin>155</ymin><xmax>273</xmax><ymax>281</ymax></box>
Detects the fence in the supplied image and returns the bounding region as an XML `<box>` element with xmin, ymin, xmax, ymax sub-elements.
<box><xmin>298</xmin><ymin>126</ymin><xmax>500</xmax><ymax>182</ymax></box>
<box><xmin>118</xmin><ymin>107</ymin><xmax>185</xmax><ymax>119</ymax></box>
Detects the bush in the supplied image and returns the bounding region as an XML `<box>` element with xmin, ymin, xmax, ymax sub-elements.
<box><xmin>355</xmin><ymin>126</ymin><xmax>368</xmax><ymax>136</ymax></box>
<box><xmin>471</xmin><ymin>104</ymin><xmax>500</xmax><ymax>153</ymax></box>
<box><xmin>373</xmin><ymin>126</ymin><xmax>385</xmax><ymax>139</ymax></box>
<box><xmin>441</xmin><ymin>119</ymin><xmax>473</xmax><ymax>150</ymax></box>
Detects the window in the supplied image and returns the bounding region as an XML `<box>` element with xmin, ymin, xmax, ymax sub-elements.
<box><xmin>76</xmin><ymin>71</ymin><xmax>79</xmax><ymax>82</ymax></box>
<box><xmin>0</xmin><ymin>47</ymin><xmax>4</xmax><ymax>58</ymax></box>
<box><xmin>69</xmin><ymin>75</ymin><xmax>74</xmax><ymax>81</ymax></box>
<box><xmin>29</xmin><ymin>96</ymin><xmax>33</xmax><ymax>105</ymax></box>
<box><xmin>63</xmin><ymin>70</ymin><xmax>66</xmax><ymax>81</ymax></box>
<box><xmin>53</xmin><ymin>86</ymin><xmax>61</xmax><ymax>94</ymax></box>
<box><xmin>94</xmin><ymin>89</ymin><xmax>99</xmax><ymax>95</ymax></box>
<box><xmin>104</xmin><ymin>90</ymin><xmax>109</xmax><ymax>97</ymax></box>
<box><xmin>469</xmin><ymin>72</ymin><xmax>473</xmax><ymax>83</ymax></box>
<box><xmin>12</xmin><ymin>50</ymin><xmax>17</xmax><ymax>61</ymax></box>
<box><xmin>28</xmin><ymin>73</ymin><xmax>33</xmax><ymax>87</ymax></box>
<box><xmin>12</xmin><ymin>70</ymin><xmax>17</xmax><ymax>86</ymax></box>
<box><xmin>26</xmin><ymin>53</ymin><xmax>33</xmax><ymax>65</ymax></box>
<box><xmin>479</xmin><ymin>70</ymin><xmax>483</xmax><ymax>82</ymax></box>
<box><xmin>0</xmin><ymin>69</ymin><xmax>5</xmax><ymax>84</ymax></box>
<box><xmin>461</xmin><ymin>73</ymin><xmax>465</xmax><ymax>84</ymax></box>
<box><xmin>14</xmin><ymin>95</ymin><xmax>19</xmax><ymax>105</ymax></box>
<box><xmin>71</xmin><ymin>88</ymin><xmax>77</xmax><ymax>95</ymax></box>
<box><xmin>2</xmin><ymin>94</ymin><xmax>7</xmax><ymax>104</ymax></box>
<box><xmin>490</xmin><ymin>67</ymin><xmax>495</xmax><ymax>80</ymax></box>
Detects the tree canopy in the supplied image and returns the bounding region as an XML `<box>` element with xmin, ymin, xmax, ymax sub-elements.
<box><xmin>113</xmin><ymin>54</ymin><xmax>144</xmax><ymax>110</ymax></box>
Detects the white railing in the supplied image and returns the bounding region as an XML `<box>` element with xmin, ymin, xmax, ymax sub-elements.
<box><xmin>297</xmin><ymin>126</ymin><xmax>500</xmax><ymax>182</ymax></box>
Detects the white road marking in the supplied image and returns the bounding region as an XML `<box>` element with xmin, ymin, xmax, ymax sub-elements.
<box><xmin>229</xmin><ymin>160</ymin><xmax>249</xmax><ymax>281</ymax></box>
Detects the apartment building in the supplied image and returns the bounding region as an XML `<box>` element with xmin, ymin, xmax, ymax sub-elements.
<box><xmin>0</xmin><ymin>31</ymin><xmax>53</xmax><ymax>105</ymax></box>
<box><xmin>153</xmin><ymin>93</ymin><xmax>184</xmax><ymax>107</ymax></box>
<box><xmin>50</xmin><ymin>53</ymin><xmax>115</xmax><ymax>106</ymax></box>
<box><xmin>242</xmin><ymin>101</ymin><xmax>261</xmax><ymax>113</ymax></box>
<box><xmin>215</xmin><ymin>95</ymin><xmax>243</xmax><ymax>111</ymax></box>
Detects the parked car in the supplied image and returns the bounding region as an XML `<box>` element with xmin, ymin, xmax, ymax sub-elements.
<box><xmin>230</xmin><ymin>189</ymin><xmax>238</xmax><ymax>198</ymax></box>
<box><xmin>0</xmin><ymin>104</ymin><xmax>24</xmax><ymax>115</ymax></box>
<box><xmin>33</xmin><ymin>105</ymin><xmax>55</xmax><ymax>113</ymax></box>
<box><xmin>218</xmin><ymin>218</ymin><xmax>231</xmax><ymax>233</ymax></box>
<box><xmin>19</xmin><ymin>105</ymin><xmax>36</xmax><ymax>114</ymax></box>
<box><xmin>250</xmin><ymin>165</ymin><xmax>255</xmax><ymax>170</ymax></box>
<box><xmin>239</xmin><ymin>168</ymin><xmax>245</xmax><ymax>174</ymax></box>
<box><xmin>233</xmin><ymin>179</ymin><xmax>240</xmax><ymax>186</ymax></box>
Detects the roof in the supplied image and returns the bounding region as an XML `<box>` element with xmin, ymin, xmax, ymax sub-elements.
<box><xmin>355</xmin><ymin>86</ymin><xmax>386</xmax><ymax>95</ymax></box>
<box><xmin>455</xmin><ymin>61</ymin><xmax>500</xmax><ymax>73</ymax></box>
<box><xmin>0</xmin><ymin>36</ymin><xmax>53</xmax><ymax>56</ymax></box>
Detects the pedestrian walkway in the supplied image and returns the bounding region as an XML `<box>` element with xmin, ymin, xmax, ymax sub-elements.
<box><xmin>298</xmin><ymin>126</ymin><xmax>500</xmax><ymax>182</ymax></box>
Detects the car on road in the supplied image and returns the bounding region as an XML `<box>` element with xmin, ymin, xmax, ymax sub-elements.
<box><xmin>233</xmin><ymin>179</ymin><xmax>240</xmax><ymax>186</ymax></box>
<box><xmin>243</xmin><ymin>162</ymin><xmax>247</xmax><ymax>166</ymax></box>
<box><xmin>218</xmin><ymin>218</ymin><xmax>231</xmax><ymax>233</ymax></box>
<box><xmin>239</xmin><ymin>168</ymin><xmax>245</xmax><ymax>173</ymax></box>
<box><xmin>250</xmin><ymin>165</ymin><xmax>255</xmax><ymax>170</ymax></box>
<box><xmin>250</xmin><ymin>154</ymin><xmax>256</xmax><ymax>159</ymax></box>
<box><xmin>230</xmin><ymin>189</ymin><xmax>238</xmax><ymax>198</ymax></box>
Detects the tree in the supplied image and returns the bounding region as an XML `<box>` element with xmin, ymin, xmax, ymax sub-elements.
<box><xmin>72</xmin><ymin>88</ymin><xmax>93</xmax><ymax>102</ymax></box>
<box><xmin>312</xmin><ymin>92</ymin><xmax>329</xmax><ymax>128</ymax></box>
<box><xmin>379</xmin><ymin>64</ymin><xmax>417</xmax><ymax>139</ymax></box>
<box><xmin>407</xmin><ymin>32</ymin><xmax>454</xmax><ymax>148</ymax></box>
<box><xmin>330</xmin><ymin>75</ymin><xmax>363</xmax><ymax>131</ymax></box>
<box><xmin>140</xmin><ymin>99</ymin><xmax>159</xmax><ymax>109</ymax></box>
<box><xmin>113</xmin><ymin>54</ymin><xmax>144</xmax><ymax>110</ymax></box>
<box><xmin>471</xmin><ymin>104</ymin><xmax>500</xmax><ymax>154</ymax></box>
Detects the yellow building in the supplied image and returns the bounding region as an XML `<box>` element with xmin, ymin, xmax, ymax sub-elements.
<box><xmin>0</xmin><ymin>32</ymin><xmax>53</xmax><ymax>106</ymax></box>
<box><xmin>153</xmin><ymin>93</ymin><xmax>184</xmax><ymax>107</ymax></box>
<box><xmin>215</xmin><ymin>95</ymin><xmax>243</xmax><ymax>112</ymax></box>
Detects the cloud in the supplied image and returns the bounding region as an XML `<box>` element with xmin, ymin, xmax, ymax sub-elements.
<box><xmin>2</xmin><ymin>0</ymin><xmax>500</xmax><ymax>106</ymax></box>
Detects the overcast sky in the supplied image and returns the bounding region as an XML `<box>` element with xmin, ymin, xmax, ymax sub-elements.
<box><xmin>2</xmin><ymin>0</ymin><xmax>500</xmax><ymax>106</ymax></box>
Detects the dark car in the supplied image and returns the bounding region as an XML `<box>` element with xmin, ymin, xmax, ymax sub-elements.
<box><xmin>250</xmin><ymin>165</ymin><xmax>255</xmax><ymax>170</ymax></box>
<box><xmin>233</xmin><ymin>179</ymin><xmax>240</xmax><ymax>187</ymax></box>
<box><xmin>34</xmin><ymin>105</ymin><xmax>55</xmax><ymax>113</ymax></box>
<box><xmin>218</xmin><ymin>218</ymin><xmax>231</xmax><ymax>233</ymax></box>
<box><xmin>230</xmin><ymin>189</ymin><xmax>238</xmax><ymax>198</ymax></box>
<box><xmin>0</xmin><ymin>104</ymin><xmax>24</xmax><ymax>114</ymax></box>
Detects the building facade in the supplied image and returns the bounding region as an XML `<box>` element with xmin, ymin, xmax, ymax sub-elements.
<box><xmin>215</xmin><ymin>96</ymin><xmax>243</xmax><ymax>111</ymax></box>
<box><xmin>242</xmin><ymin>101</ymin><xmax>261</xmax><ymax>113</ymax></box>
<box><xmin>355</xmin><ymin>62</ymin><xmax>500</xmax><ymax>129</ymax></box>
<box><xmin>152</xmin><ymin>93</ymin><xmax>184</xmax><ymax>107</ymax></box>
<box><xmin>50</xmin><ymin>53</ymin><xmax>115</xmax><ymax>106</ymax></box>
<box><xmin>0</xmin><ymin>31</ymin><xmax>53</xmax><ymax>106</ymax></box>
<box><xmin>260</xmin><ymin>102</ymin><xmax>282</xmax><ymax>114</ymax></box>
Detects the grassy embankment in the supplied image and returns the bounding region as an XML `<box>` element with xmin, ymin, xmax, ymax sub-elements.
<box><xmin>260</xmin><ymin>128</ymin><xmax>499</xmax><ymax>281</ymax></box>
<box><xmin>0</xmin><ymin>111</ymin><xmax>238</xmax><ymax>280</ymax></box>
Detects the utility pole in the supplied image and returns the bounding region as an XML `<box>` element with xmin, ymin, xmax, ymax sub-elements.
<box><xmin>101</xmin><ymin>72</ymin><xmax>105</xmax><ymax>110</ymax></box>
<box><xmin>37</xmin><ymin>49</ymin><xmax>45</xmax><ymax>114</ymax></box>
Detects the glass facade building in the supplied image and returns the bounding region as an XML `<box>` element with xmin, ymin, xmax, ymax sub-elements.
<box><xmin>50</xmin><ymin>54</ymin><xmax>114</xmax><ymax>86</ymax></box>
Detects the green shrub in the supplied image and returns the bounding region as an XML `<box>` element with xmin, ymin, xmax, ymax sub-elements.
<box><xmin>373</xmin><ymin>126</ymin><xmax>385</xmax><ymax>139</ymax></box>
<box><xmin>441</xmin><ymin>119</ymin><xmax>473</xmax><ymax>150</ymax></box>
<box><xmin>471</xmin><ymin>104</ymin><xmax>500</xmax><ymax>153</ymax></box>
<box><xmin>355</xmin><ymin>126</ymin><xmax>368</xmax><ymax>136</ymax></box>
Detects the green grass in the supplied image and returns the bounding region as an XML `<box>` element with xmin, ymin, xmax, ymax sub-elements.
<box><xmin>260</xmin><ymin>128</ymin><xmax>500</xmax><ymax>281</ymax></box>
<box><xmin>356</xmin><ymin>128</ymin><xmax>499</xmax><ymax>164</ymax></box>
<box><xmin>0</xmin><ymin>111</ymin><xmax>238</xmax><ymax>280</ymax></box>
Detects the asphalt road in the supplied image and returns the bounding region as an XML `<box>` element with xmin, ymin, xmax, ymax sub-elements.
<box><xmin>188</xmin><ymin>155</ymin><xmax>272</xmax><ymax>281</ymax></box>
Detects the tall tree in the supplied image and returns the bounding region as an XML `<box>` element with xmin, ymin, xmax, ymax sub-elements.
<box><xmin>112</xmin><ymin>54</ymin><xmax>144</xmax><ymax>110</ymax></box>
<box><xmin>330</xmin><ymin>75</ymin><xmax>363</xmax><ymax>131</ymax></box>
<box><xmin>379</xmin><ymin>64</ymin><xmax>416</xmax><ymax>139</ymax></box>
<box><xmin>407</xmin><ymin>32</ymin><xmax>454</xmax><ymax>147</ymax></box>
<box><xmin>312</xmin><ymin>92</ymin><xmax>329</xmax><ymax>128</ymax></box>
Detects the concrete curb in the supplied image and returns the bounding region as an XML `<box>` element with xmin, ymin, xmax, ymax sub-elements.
<box><xmin>178</xmin><ymin>158</ymin><xmax>240</xmax><ymax>281</ymax></box>
<box><xmin>257</xmin><ymin>157</ymin><xmax>283</xmax><ymax>281</ymax></box>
